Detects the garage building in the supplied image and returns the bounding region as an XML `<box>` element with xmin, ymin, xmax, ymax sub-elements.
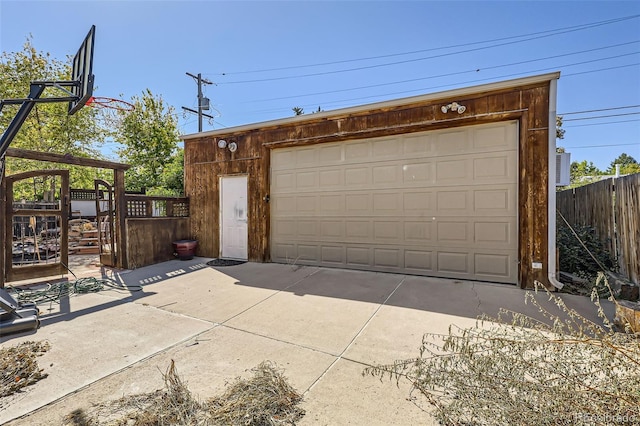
<box><xmin>183</xmin><ymin>72</ymin><xmax>561</xmax><ymax>289</ymax></box>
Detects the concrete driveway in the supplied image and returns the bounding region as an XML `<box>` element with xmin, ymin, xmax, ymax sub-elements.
<box><xmin>1</xmin><ymin>258</ymin><xmax>614</xmax><ymax>425</ymax></box>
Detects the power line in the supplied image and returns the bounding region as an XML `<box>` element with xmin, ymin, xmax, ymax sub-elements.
<box><xmin>559</xmin><ymin>105</ymin><xmax>640</xmax><ymax>115</ymax></box>
<box><xmin>563</xmin><ymin>112</ymin><xmax>640</xmax><ymax>122</ymax></box>
<box><xmin>563</xmin><ymin>142</ymin><xmax>640</xmax><ymax>149</ymax></box>
<box><xmin>565</xmin><ymin>119</ymin><xmax>640</xmax><ymax>128</ymax></box>
<box><xmin>246</xmin><ymin>61</ymin><xmax>640</xmax><ymax>116</ymax></box>
<box><xmin>213</xmin><ymin>14</ymin><xmax>640</xmax><ymax>77</ymax></box>
<box><xmin>563</xmin><ymin>63</ymin><xmax>640</xmax><ymax>77</ymax></box>
<box><xmin>247</xmin><ymin>41</ymin><xmax>639</xmax><ymax>104</ymax></box>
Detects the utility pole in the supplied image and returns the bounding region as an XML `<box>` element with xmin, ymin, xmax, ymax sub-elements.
<box><xmin>183</xmin><ymin>72</ymin><xmax>215</xmax><ymax>132</ymax></box>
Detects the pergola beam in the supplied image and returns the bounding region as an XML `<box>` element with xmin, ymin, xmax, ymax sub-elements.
<box><xmin>6</xmin><ymin>148</ymin><xmax>130</xmax><ymax>170</ymax></box>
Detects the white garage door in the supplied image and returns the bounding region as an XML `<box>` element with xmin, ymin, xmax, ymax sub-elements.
<box><xmin>270</xmin><ymin>121</ymin><xmax>518</xmax><ymax>283</ymax></box>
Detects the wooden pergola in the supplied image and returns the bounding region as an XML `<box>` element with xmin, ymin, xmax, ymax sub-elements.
<box><xmin>1</xmin><ymin>148</ymin><xmax>130</xmax><ymax>287</ymax></box>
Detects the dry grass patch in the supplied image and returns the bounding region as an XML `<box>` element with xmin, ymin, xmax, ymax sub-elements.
<box><xmin>365</xmin><ymin>278</ymin><xmax>640</xmax><ymax>426</ymax></box>
<box><xmin>0</xmin><ymin>340</ymin><xmax>50</xmax><ymax>405</ymax></box>
<box><xmin>65</xmin><ymin>360</ymin><xmax>304</xmax><ymax>426</ymax></box>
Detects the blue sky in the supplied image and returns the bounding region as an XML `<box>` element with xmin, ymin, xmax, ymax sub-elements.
<box><xmin>1</xmin><ymin>0</ymin><xmax>639</xmax><ymax>170</ymax></box>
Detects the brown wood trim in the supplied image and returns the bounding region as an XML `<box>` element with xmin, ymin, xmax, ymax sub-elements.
<box><xmin>263</xmin><ymin>109</ymin><xmax>528</xmax><ymax>149</ymax></box>
<box><xmin>8</xmin><ymin>264</ymin><xmax>67</xmax><ymax>282</ymax></box>
<box><xmin>186</xmin><ymin>156</ymin><xmax>262</xmax><ymax>166</ymax></box>
<box><xmin>6</xmin><ymin>148</ymin><xmax>130</xmax><ymax>170</ymax></box>
<box><xmin>114</xmin><ymin>169</ymin><xmax>128</xmax><ymax>269</ymax></box>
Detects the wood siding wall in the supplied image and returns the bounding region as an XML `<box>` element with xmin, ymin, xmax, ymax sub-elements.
<box><xmin>184</xmin><ymin>81</ymin><xmax>554</xmax><ymax>288</ymax></box>
<box><xmin>125</xmin><ymin>218</ymin><xmax>191</xmax><ymax>269</ymax></box>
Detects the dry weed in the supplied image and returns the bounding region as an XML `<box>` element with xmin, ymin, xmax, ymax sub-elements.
<box><xmin>65</xmin><ymin>360</ymin><xmax>304</xmax><ymax>426</ymax></box>
<box><xmin>0</xmin><ymin>341</ymin><xmax>50</xmax><ymax>403</ymax></box>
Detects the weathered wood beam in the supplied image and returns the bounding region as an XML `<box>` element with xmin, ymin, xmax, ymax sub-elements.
<box><xmin>6</xmin><ymin>148</ymin><xmax>130</xmax><ymax>170</ymax></box>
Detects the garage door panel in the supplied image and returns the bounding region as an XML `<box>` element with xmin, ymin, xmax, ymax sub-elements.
<box><xmin>321</xmin><ymin>246</ymin><xmax>344</xmax><ymax>264</ymax></box>
<box><xmin>346</xmin><ymin>193</ymin><xmax>372</xmax><ymax>212</ymax></box>
<box><xmin>403</xmin><ymin>134</ymin><xmax>431</xmax><ymax>154</ymax></box>
<box><xmin>404</xmin><ymin>221</ymin><xmax>433</xmax><ymax>242</ymax></box>
<box><xmin>346</xmin><ymin>142</ymin><xmax>370</xmax><ymax>160</ymax></box>
<box><xmin>270</xmin><ymin>122</ymin><xmax>518</xmax><ymax>283</ymax></box>
<box><xmin>319</xmin><ymin>145</ymin><xmax>343</xmax><ymax>163</ymax></box>
<box><xmin>472</xmin><ymin>122</ymin><xmax>517</xmax><ymax>150</ymax></box>
<box><xmin>434</xmin><ymin>130</ymin><xmax>469</xmax><ymax>154</ymax></box>
<box><xmin>402</xmin><ymin>162</ymin><xmax>432</xmax><ymax>183</ymax></box>
<box><xmin>475</xmin><ymin>253</ymin><xmax>511</xmax><ymax>279</ymax></box>
<box><xmin>374</xmin><ymin>221</ymin><xmax>402</xmax><ymax>241</ymax></box>
<box><xmin>403</xmin><ymin>191</ymin><xmax>434</xmax><ymax>212</ymax></box>
<box><xmin>319</xmin><ymin>169</ymin><xmax>342</xmax><ymax>187</ymax></box>
<box><xmin>373</xmin><ymin>138</ymin><xmax>400</xmax><ymax>157</ymax></box>
<box><xmin>320</xmin><ymin>221</ymin><xmax>344</xmax><ymax>238</ymax></box>
<box><xmin>473</xmin><ymin>151</ymin><xmax>517</xmax><ymax>181</ymax></box>
<box><xmin>275</xmin><ymin>217</ymin><xmax>514</xmax><ymax>249</ymax></box>
<box><xmin>374</xmin><ymin>248</ymin><xmax>401</xmax><ymax>268</ymax></box>
<box><xmin>404</xmin><ymin>250</ymin><xmax>433</xmax><ymax>272</ymax></box>
<box><xmin>436</xmin><ymin>190</ymin><xmax>469</xmax><ymax>212</ymax></box>
<box><xmin>270</xmin><ymin>242</ymin><xmax>517</xmax><ymax>283</ymax></box>
<box><xmin>345</xmin><ymin>167</ymin><xmax>371</xmax><ymax>186</ymax></box>
<box><xmin>437</xmin><ymin>251</ymin><xmax>469</xmax><ymax>274</ymax></box>
<box><xmin>372</xmin><ymin>164</ymin><xmax>398</xmax><ymax>184</ymax></box>
<box><xmin>437</xmin><ymin>221</ymin><xmax>469</xmax><ymax>243</ymax></box>
<box><xmin>296</xmin><ymin>148</ymin><xmax>317</xmax><ymax>165</ymax></box>
<box><xmin>346</xmin><ymin>220</ymin><xmax>371</xmax><ymax>239</ymax></box>
<box><xmin>347</xmin><ymin>247</ymin><xmax>371</xmax><ymax>266</ymax></box>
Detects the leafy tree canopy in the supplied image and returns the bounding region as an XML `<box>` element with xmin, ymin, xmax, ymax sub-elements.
<box><xmin>569</xmin><ymin>160</ymin><xmax>602</xmax><ymax>187</ymax></box>
<box><xmin>112</xmin><ymin>89</ymin><xmax>183</xmax><ymax>195</ymax></box>
<box><xmin>607</xmin><ymin>153</ymin><xmax>640</xmax><ymax>175</ymax></box>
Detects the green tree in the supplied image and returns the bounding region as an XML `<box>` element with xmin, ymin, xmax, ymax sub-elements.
<box><xmin>113</xmin><ymin>89</ymin><xmax>182</xmax><ymax>194</ymax></box>
<box><xmin>607</xmin><ymin>153</ymin><xmax>640</xmax><ymax>175</ymax></box>
<box><xmin>157</xmin><ymin>147</ymin><xmax>184</xmax><ymax>196</ymax></box>
<box><xmin>569</xmin><ymin>160</ymin><xmax>602</xmax><ymax>186</ymax></box>
<box><xmin>1</xmin><ymin>37</ymin><xmax>109</xmax><ymax>197</ymax></box>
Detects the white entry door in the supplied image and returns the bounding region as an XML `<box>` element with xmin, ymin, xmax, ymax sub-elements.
<box><xmin>220</xmin><ymin>175</ymin><xmax>248</xmax><ymax>260</ymax></box>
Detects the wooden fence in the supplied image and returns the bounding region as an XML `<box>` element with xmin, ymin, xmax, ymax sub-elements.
<box><xmin>125</xmin><ymin>195</ymin><xmax>189</xmax><ymax>218</ymax></box>
<box><xmin>557</xmin><ymin>174</ymin><xmax>640</xmax><ymax>284</ymax></box>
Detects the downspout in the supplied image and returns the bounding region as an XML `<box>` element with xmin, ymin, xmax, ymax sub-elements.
<box><xmin>547</xmin><ymin>77</ymin><xmax>563</xmax><ymax>290</ymax></box>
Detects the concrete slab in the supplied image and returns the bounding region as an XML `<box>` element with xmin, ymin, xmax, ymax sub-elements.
<box><xmin>224</xmin><ymin>268</ymin><xmax>404</xmax><ymax>354</ymax></box>
<box><xmin>384</xmin><ymin>275</ymin><xmax>615</xmax><ymax>326</ymax></box>
<box><xmin>135</xmin><ymin>263</ymin><xmax>319</xmax><ymax>323</ymax></box>
<box><xmin>0</xmin><ymin>291</ymin><xmax>213</xmax><ymax>424</ymax></box>
<box><xmin>1</xmin><ymin>261</ymin><xmax>616</xmax><ymax>426</ymax></box>
<box><xmin>299</xmin><ymin>359</ymin><xmax>436</xmax><ymax>426</ymax></box>
<box><xmin>7</xmin><ymin>326</ymin><xmax>335</xmax><ymax>426</ymax></box>
<box><xmin>344</xmin><ymin>306</ymin><xmax>480</xmax><ymax>366</ymax></box>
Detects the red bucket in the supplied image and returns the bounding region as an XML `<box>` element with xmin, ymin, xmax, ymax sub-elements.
<box><xmin>172</xmin><ymin>240</ymin><xmax>198</xmax><ymax>260</ymax></box>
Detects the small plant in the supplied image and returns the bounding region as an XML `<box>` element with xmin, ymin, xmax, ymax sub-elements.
<box><xmin>557</xmin><ymin>217</ymin><xmax>617</xmax><ymax>291</ymax></box>
<box><xmin>364</xmin><ymin>277</ymin><xmax>640</xmax><ymax>426</ymax></box>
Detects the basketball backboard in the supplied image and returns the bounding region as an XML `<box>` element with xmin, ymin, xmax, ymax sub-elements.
<box><xmin>68</xmin><ymin>25</ymin><xmax>96</xmax><ymax>115</ymax></box>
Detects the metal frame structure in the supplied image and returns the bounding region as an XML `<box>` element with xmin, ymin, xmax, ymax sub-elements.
<box><xmin>0</xmin><ymin>25</ymin><xmax>95</xmax><ymax>183</ymax></box>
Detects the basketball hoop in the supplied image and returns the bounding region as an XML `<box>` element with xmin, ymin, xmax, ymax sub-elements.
<box><xmin>86</xmin><ymin>96</ymin><xmax>135</xmax><ymax>111</ymax></box>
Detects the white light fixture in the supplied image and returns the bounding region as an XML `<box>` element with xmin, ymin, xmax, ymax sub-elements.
<box><xmin>217</xmin><ymin>139</ymin><xmax>227</xmax><ymax>149</ymax></box>
<box><xmin>441</xmin><ymin>102</ymin><xmax>466</xmax><ymax>114</ymax></box>
<box><xmin>228</xmin><ymin>142</ymin><xmax>238</xmax><ymax>153</ymax></box>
